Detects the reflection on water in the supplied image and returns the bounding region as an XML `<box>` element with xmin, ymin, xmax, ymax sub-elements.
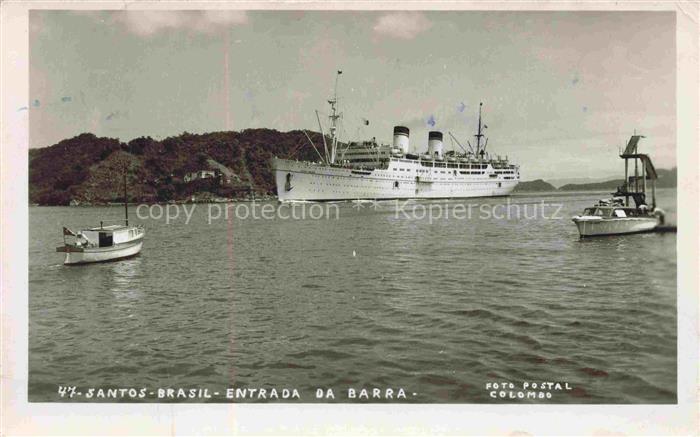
<box><xmin>109</xmin><ymin>257</ymin><xmax>143</xmax><ymax>292</ymax></box>
<box><xmin>29</xmin><ymin>189</ymin><xmax>677</xmax><ymax>403</ymax></box>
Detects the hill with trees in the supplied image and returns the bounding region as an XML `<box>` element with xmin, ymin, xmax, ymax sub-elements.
<box><xmin>29</xmin><ymin>129</ymin><xmax>324</xmax><ymax>205</ymax></box>
<box><xmin>557</xmin><ymin>168</ymin><xmax>677</xmax><ymax>191</ymax></box>
<box><xmin>513</xmin><ymin>179</ymin><xmax>557</xmax><ymax>192</ymax></box>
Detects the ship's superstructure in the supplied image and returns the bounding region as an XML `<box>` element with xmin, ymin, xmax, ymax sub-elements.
<box><xmin>272</xmin><ymin>72</ymin><xmax>520</xmax><ymax>202</ymax></box>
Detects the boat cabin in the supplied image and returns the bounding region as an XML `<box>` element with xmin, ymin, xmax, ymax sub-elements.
<box><xmin>582</xmin><ymin>206</ymin><xmax>650</xmax><ymax>218</ymax></box>
<box><xmin>72</xmin><ymin>225</ymin><xmax>143</xmax><ymax>248</ymax></box>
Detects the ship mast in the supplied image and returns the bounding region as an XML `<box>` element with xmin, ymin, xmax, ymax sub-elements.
<box><xmin>327</xmin><ymin>70</ymin><xmax>343</xmax><ymax>164</ymax></box>
<box><xmin>474</xmin><ymin>102</ymin><xmax>487</xmax><ymax>159</ymax></box>
<box><xmin>123</xmin><ymin>166</ymin><xmax>129</xmax><ymax>226</ymax></box>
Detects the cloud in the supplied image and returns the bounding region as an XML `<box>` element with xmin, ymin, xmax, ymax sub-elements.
<box><xmin>373</xmin><ymin>12</ymin><xmax>432</xmax><ymax>40</ymax></box>
<box><xmin>114</xmin><ymin>10</ymin><xmax>249</xmax><ymax>37</ymax></box>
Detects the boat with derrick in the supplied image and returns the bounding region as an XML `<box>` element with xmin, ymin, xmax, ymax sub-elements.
<box><xmin>572</xmin><ymin>134</ymin><xmax>665</xmax><ymax>237</ymax></box>
<box><xmin>271</xmin><ymin>71</ymin><xmax>520</xmax><ymax>202</ymax></box>
<box><xmin>56</xmin><ymin>171</ymin><xmax>144</xmax><ymax>265</ymax></box>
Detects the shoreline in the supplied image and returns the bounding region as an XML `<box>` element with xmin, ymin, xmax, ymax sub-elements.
<box><xmin>28</xmin><ymin>187</ymin><xmax>677</xmax><ymax>207</ymax></box>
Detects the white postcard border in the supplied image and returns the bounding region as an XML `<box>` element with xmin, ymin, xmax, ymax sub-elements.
<box><xmin>1</xmin><ymin>1</ymin><xmax>697</xmax><ymax>435</ymax></box>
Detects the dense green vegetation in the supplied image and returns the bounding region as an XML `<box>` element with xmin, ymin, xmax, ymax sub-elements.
<box><xmin>29</xmin><ymin>130</ymin><xmax>324</xmax><ymax>205</ymax></box>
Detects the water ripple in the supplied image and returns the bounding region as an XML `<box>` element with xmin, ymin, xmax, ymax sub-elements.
<box><xmin>28</xmin><ymin>190</ymin><xmax>677</xmax><ymax>403</ymax></box>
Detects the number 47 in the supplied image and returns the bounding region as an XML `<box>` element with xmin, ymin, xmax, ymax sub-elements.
<box><xmin>57</xmin><ymin>386</ymin><xmax>77</xmax><ymax>398</ymax></box>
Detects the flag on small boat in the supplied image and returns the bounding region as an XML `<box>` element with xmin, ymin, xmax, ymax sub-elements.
<box><xmin>63</xmin><ymin>227</ymin><xmax>76</xmax><ymax>236</ymax></box>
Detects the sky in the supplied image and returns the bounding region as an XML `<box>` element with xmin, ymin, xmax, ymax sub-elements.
<box><xmin>29</xmin><ymin>10</ymin><xmax>676</xmax><ymax>180</ymax></box>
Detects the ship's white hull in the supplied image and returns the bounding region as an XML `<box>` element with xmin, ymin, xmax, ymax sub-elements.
<box><xmin>572</xmin><ymin>216</ymin><xmax>659</xmax><ymax>237</ymax></box>
<box><xmin>60</xmin><ymin>240</ymin><xmax>143</xmax><ymax>265</ymax></box>
<box><xmin>272</xmin><ymin>158</ymin><xmax>518</xmax><ymax>202</ymax></box>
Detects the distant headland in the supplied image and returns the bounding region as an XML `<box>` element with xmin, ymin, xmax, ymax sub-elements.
<box><xmin>514</xmin><ymin>169</ymin><xmax>677</xmax><ymax>194</ymax></box>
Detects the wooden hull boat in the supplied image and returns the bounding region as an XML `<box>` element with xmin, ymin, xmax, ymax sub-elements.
<box><xmin>57</xmin><ymin>225</ymin><xmax>144</xmax><ymax>265</ymax></box>
<box><xmin>57</xmin><ymin>168</ymin><xmax>145</xmax><ymax>265</ymax></box>
<box><xmin>56</xmin><ymin>226</ymin><xmax>145</xmax><ymax>265</ymax></box>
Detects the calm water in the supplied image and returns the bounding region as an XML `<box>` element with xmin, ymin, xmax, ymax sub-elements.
<box><xmin>29</xmin><ymin>190</ymin><xmax>677</xmax><ymax>403</ymax></box>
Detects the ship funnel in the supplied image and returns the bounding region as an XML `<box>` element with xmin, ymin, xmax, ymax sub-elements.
<box><xmin>393</xmin><ymin>126</ymin><xmax>410</xmax><ymax>154</ymax></box>
<box><xmin>428</xmin><ymin>131</ymin><xmax>444</xmax><ymax>159</ymax></box>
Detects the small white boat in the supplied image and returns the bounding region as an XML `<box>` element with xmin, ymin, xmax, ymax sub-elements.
<box><xmin>572</xmin><ymin>134</ymin><xmax>664</xmax><ymax>238</ymax></box>
<box><xmin>57</xmin><ymin>224</ymin><xmax>144</xmax><ymax>265</ymax></box>
<box><xmin>572</xmin><ymin>199</ymin><xmax>660</xmax><ymax>237</ymax></box>
<box><xmin>57</xmin><ymin>169</ymin><xmax>144</xmax><ymax>265</ymax></box>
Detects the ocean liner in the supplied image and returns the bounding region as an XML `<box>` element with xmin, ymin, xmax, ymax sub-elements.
<box><xmin>272</xmin><ymin>72</ymin><xmax>520</xmax><ymax>202</ymax></box>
